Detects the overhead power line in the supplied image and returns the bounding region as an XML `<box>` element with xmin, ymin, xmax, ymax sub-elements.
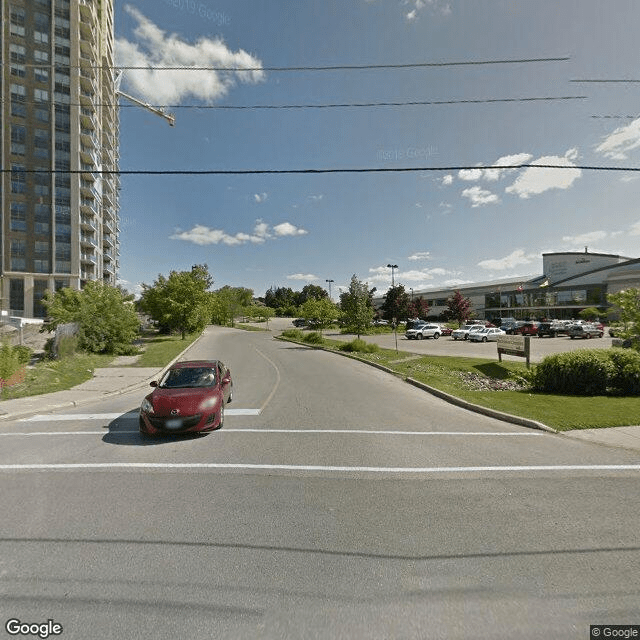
<box><xmin>1</xmin><ymin>95</ymin><xmax>588</xmax><ymax>112</ymax></box>
<box><xmin>571</xmin><ymin>79</ymin><xmax>640</xmax><ymax>83</ymax></box>
<box><xmin>4</xmin><ymin>164</ymin><xmax>639</xmax><ymax>176</ymax></box>
<box><xmin>8</xmin><ymin>56</ymin><xmax>571</xmax><ymax>71</ymax></box>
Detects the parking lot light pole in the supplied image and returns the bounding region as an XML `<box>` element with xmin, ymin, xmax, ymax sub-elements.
<box><xmin>387</xmin><ymin>264</ymin><xmax>399</xmax><ymax>352</ymax></box>
<box><xmin>325</xmin><ymin>279</ymin><xmax>334</xmax><ymax>300</ymax></box>
<box><xmin>387</xmin><ymin>264</ymin><xmax>398</xmax><ymax>288</ymax></box>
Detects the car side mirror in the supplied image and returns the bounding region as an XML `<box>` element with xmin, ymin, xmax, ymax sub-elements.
<box><xmin>150</xmin><ymin>380</ymin><xmax>158</xmax><ymax>387</ymax></box>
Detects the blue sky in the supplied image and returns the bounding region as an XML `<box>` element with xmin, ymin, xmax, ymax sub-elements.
<box><xmin>114</xmin><ymin>0</ymin><xmax>640</xmax><ymax>300</ymax></box>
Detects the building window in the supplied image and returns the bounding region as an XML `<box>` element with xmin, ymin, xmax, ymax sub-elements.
<box><xmin>35</xmin><ymin>106</ymin><xmax>50</xmax><ymax>122</ymax></box>
<box><xmin>56</xmin><ymin>261</ymin><xmax>71</xmax><ymax>274</ymax></box>
<box><xmin>10</xmin><ymin>125</ymin><xmax>26</xmax><ymax>156</ymax></box>
<box><xmin>34</xmin><ymin>261</ymin><xmax>50</xmax><ymax>274</ymax></box>
<box><xmin>11</xmin><ymin>165</ymin><xmax>26</xmax><ymax>194</ymax></box>
<box><xmin>34</xmin><ymin>31</ymin><xmax>49</xmax><ymax>45</ymax></box>
<box><xmin>34</xmin><ymin>67</ymin><xmax>49</xmax><ymax>83</ymax></box>
<box><xmin>10</xmin><ymin>203</ymin><xmax>27</xmax><ymax>232</ymax></box>
<box><xmin>9</xmin><ymin>280</ymin><xmax>25</xmax><ymax>314</ymax></box>
<box><xmin>34</xmin><ymin>88</ymin><xmax>49</xmax><ymax>102</ymax></box>
<box><xmin>35</xmin><ymin>222</ymin><xmax>51</xmax><ymax>235</ymax></box>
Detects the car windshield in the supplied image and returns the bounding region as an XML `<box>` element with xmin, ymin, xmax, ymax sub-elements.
<box><xmin>159</xmin><ymin>367</ymin><xmax>216</xmax><ymax>388</ymax></box>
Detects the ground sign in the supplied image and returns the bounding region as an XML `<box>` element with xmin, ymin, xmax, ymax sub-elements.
<box><xmin>497</xmin><ymin>335</ymin><xmax>531</xmax><ymax>368</ymax></box>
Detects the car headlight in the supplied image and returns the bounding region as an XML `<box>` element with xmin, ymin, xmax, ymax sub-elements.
<box><xmin>200</xmin><ymin>395</ymin><xmax>220</xmax><ymax>411</ymax></box>
<box><xmin>141</xmin><ymin>398</ymin><xmax>154</xmax><ymax>414</ymax></box>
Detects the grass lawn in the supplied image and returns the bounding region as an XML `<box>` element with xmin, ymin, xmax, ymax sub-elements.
<box><xmin>278</xmin><ymin>333</ymin><xmax>640</xmax><ymax>431</ymax></box>
<box><xmin>130</xmin><ymin>332</ymin><xmax>200</xmax><ymax>367</ymax></box>
<box><xmin>1</xmin><ymin>352</ymin><xmax>114</xmax><ymax>400</ymax></box>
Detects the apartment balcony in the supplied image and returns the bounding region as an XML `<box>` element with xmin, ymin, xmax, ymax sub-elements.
<box><xmin>79</xmin><ymin>88</ymin><xmax>95</xmax><ymax>107</ymax></box>
<box><xmin>79</xmin><ymin>68</ymin><xmax>98</xmax><ymax>96</ymax></box>
<box><xmin>80</xmin><ymin>214</ymin><xmax>97</xmax><ymax>232</ymax></box>
<box><xmin>80</xmin><ymin>108</ymin><xmax>97</xmax><ymax>130</ymax></box>
<box><xmin>80</xmin><ymin>233</ymin><xmax>98</xmax><ymax>249</ymax></box>
<box><xmin>81</xmin><ymin>270</ymin><xmax>95</xmax><ymax>281</ymax></box>
<box><xmin>103</xmin><ymin>233</ymin><xmax>115</xmax><ymax>248</ymax></box>
<box><xmin>80</xmin><ymin>252</ymin><xmax>97</xmax><ymax>265</ymax></box>
<box><xmin>79</xmin><ymin>0</ymin><xmax>97</xmax><ymax>22</ymax></box>
<box><xmin>80</xmin><ymin>197</ymin><xmax>99</xmax><ymax>217</ymax></box>
<box><xmin>79</xmin><ymin>38</ymin><xmax>95</xmax><ymax>60</ymax></box>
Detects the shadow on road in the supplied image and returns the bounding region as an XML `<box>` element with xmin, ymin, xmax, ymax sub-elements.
<box><xmin>101</xmin><ymin>409</ymin><xmax>205</xmax><ymax>446</ymax></box>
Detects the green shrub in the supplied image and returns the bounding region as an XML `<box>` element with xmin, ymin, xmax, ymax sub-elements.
<box><xmin>12</xmin><ymin>345</ymin><xmax>33</xmax><ymax>364</ymax></box>
<box><xmin>339</xmin><ymin>339</ymin><xmax>380</xmax><ymax>353</ymax></box>
<box><xmin>0</xmin><ymin>341</ymin><xmax>26</xmax><ymax>381</ymax></box>
<box><xmin>607</xmin><ymin>348</ymin><xmax>640</xmax><ymax>395</ymax></box>
<box><xmin>56</xmin><ymin>335</ymin><xmax>79</xmax><ymax>359</ymax></box>
<box><xmin>281</xmin><ymin>328</ymin><xmax>304</xmax><ymax>340</ymax></box>
<box><xmin>302</xmin><ymin>332</ymin><xmax>323</xmax><ymax>345</ymax></box>
<box><xmin>531</xmin><ymin>348</ymin><xmax>640</xmax><ymax>396</ymax></box>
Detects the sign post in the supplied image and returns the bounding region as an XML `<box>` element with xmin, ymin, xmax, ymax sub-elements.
<box><xmin>497</xmin><ymin>335</ymin><xmax>531</xmax><ymax>368</ymax></box>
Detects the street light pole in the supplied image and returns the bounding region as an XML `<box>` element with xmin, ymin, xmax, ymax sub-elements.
<box><xmin>387</xmin><ymin>264</ymin><xmax>398</xmax><ymax>288</ymax></box>
<box><xmin>325</xmin><ymin>279</ymin><xmax>334</xmax><ymax>300</ymax></box>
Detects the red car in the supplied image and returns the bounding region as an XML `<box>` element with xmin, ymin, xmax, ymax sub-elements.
<box><xmin>139</xmin><ymin>360</ymin><xmax>233</xmax><ymax>437</ymax></box>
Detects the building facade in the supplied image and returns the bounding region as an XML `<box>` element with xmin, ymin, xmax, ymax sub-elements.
<box><xmin>1</xmin><ymin>0</ymin><xmax>119</xmax><ymax>318</ymax></box>
<box><xmin>375</xmin><ymin>250</ymin><xmax>640</xmax><ymax>322</ymax></box>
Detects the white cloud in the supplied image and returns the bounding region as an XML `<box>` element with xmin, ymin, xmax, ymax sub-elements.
<box><xmin>367</xmin><ymin>265</ymin><xmax>456</xmax><ymax>287</ymax></box>
<box><xmin>254</xmin><ymin>193</ymin><xmax>268</xmax><ymax>203</ymax></box>
<box><xmin>170</xmin><ymin>220</ymin><xmax>306</xmax><ymax>246</ymax></box>
<box><xmin>483</xmin><ymin>153</ymin><xmax>533</xmax><ymax>181</ymax></box>
<box><xmin>116</xmin><ymin>6</ymin><xmax>265</xmax><ymax>105</ymax></box>
<box><xmin>273</xmin><ymin>222</ymin><xmax>308</xmax><ymax>237</ymax></box>
<box><xmin>403</xmin><ymin>0</ymin><xmax>451</xmax><ymax>20</ymax></box>
<box><xmin>287</xmin><ymin>274</ymin><xmax>318</xmax><ymax>281</ymax></box>
<box><xmin>408</xmin><ymin>252</ymin><xmax>432</xmax><ymax>261</ymax></box>
<box><xmin>595</xmin><ymin>117</ymin><xmax>640</xmax><ymax>160</ymax></box>
<box><xmin>308</xmin><ymin>194</ymin><xmax>324</xmax><ymax>202</ymax></box>
<box><xmin>561</xmin><ymin>231</ymin><xmax>608</xmax><ymax>246</ymax></box>
<box><xmin>629</xmin><ymin>220</ymin><xmax>640</xmax><ymax>236</ymax></box>
<box><xmin>505</xmin><ymin>149</ymin><xmax>581</xmax><ymax>198</ymax></box>
<box><xmin>458</xmin><ymin>168</ymin><xmax>483</xmax><ymax>181</ymax></box>
<box><xmin>441</xmin><ymin>174</ymin><xmax>454</xmax><ymax>185</ymax></box>
<box><xmin>478</xmin><ymin>249</ymin><xmax>537</xmax><ymax>271</ymax></box>
<box><xmin>461</xmin><ymin>186</ymin><xmax>499</xmax><ymax>207</ymax></box>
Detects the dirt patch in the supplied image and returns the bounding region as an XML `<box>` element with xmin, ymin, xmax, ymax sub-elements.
<box><xmin>0</xmin><ymin>324</ymin><xmax>50</xmax><ymax>352</ymax></box>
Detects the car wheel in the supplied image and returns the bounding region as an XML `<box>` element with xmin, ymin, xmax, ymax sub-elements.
<box><xmin>417</xmin><ymin>333</ymin><xmax>424</xmax><ymax>340</ymax></box>
<box><xmin>217</xmin><ymin>404</ymin><xmax>225</xmax><ymax>430</ymax></box>
<box><xmin>228</xmin><ymin>384</ymin><xmax>233</xmax><ymax>403</ymax></box>
<box><xmin>481</xmin><ymin>336</ymin><xmax>487</xmax><ymax>342</ymax></box>
<box><xmin>433</xmin><ymin>333</ymin><xmax>440</xmax><ymax>340</ymax></box>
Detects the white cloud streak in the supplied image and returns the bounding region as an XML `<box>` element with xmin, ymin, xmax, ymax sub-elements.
<box><xmin>595</xmin><ymin>117</ymin><xmax>640</xmax><ymax>160</ymax></box>
<box><xmin>461</xmin><ymin>186</ymin><xmax>499</xmax><ymax>207</ymax></box>
<box><xmin>478</xmin><ymin>249</ymin><xmax>538</xmax><ymax>271</ymax></box>
<box><xmin>505</xmin><ymin>149</ymin><xmax>581</xmax><ymax>198</ymax></box>
<box><xmin>170</xmin><ymin>220</ymin><xmax>307</xmax><ymax>246</ymax></box>
<box><xmin>116</xmin><ymin>6</ymin><xmax>265</xmax><ymax>105</ymax></box>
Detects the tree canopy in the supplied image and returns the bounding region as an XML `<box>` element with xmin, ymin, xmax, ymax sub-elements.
<box><xmin>380</xmin><ymin>285</ymin><xmax>410</xmax><ymax>324</ymax></box>
<box><xmin>43</xmin><ymin>282</ymin><xmax>139</xmax><ymax>355</ymax></box>
<box><xmin>445</xmin><ymin>290</ymin><xmax>473</xmax><ymax>326</ymax></box>
<box><xmin>139</xmin><ymin>264</ymin><xmax>213</xmax><ymax>338</ymax></box>
<box><xmin>340</xmin><ymin>275</ymin><xmax>375</xmax><ymax>337</ymax></box>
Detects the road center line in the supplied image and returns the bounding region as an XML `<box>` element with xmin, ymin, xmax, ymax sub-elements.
<box><xmin>0</xmin><ymin>463</ymin><xmax>639</xmax><ymax>474</ymax></box>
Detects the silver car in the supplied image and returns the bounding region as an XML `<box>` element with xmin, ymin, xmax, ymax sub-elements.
<box><xmin>405</xmin><ymin>323</ymin><xmax>441</xmax><ymax>340</ymax></box>
<box><xmin>469</xmin><ymin>327</ymin><xmax>506</xmax><ymax>342</ymax></box>
<box><xmin>451</xmin><ymin>324</ymin><xmax>485</xmax><ymax>340</ymax></box>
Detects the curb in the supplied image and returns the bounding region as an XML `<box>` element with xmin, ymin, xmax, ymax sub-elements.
<box><xmin>275</xmin><ymin>335</ymin><xmax>557</xmax><ymax>433</ymax></box>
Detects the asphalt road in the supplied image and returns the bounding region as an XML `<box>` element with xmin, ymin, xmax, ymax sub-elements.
<box><xmin>1</xmin><ymin>326</ymin><xmax>639</xmax><ymax>639</ymax></box>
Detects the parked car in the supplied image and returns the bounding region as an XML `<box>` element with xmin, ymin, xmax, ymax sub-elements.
<box><xmin>139</xmin><ymin>360</ymin><xmax>233</xmax><ymax>437</ymax></box>
<box><xmin>500</xmin><ymin>320</ymin><xmax>524</xmax><ymax>334</ymax></box>
<box><xmin>451</xmin><ymin>324</ymin><xmax>485</xmax><ymax>340</ymax></box>
<box><xmin>439</xmin><ymin>326</ymin><xmax>453</xmax><ymax>336</ymax></box>
<box><xmin>469</xmin><ymin>327</ymin><xmax>506</xmax><ymax>342</ymax></box>
<box><xmin>513</xmin><ymin>321</ymin><xmax>540</xmax><ymax>336</ymax></box>
<box><xmin>537</xmin><ymin>321</ymin><xmax>563</xmax><ymax>337</ymax></box>
<box><xmin>292</xmin><ymin>318</ymin><xmax>306</xmax><ymax>327</ymax></box>
<box><xmin>405</xmin><ymin>323</ymin><xmax>441</xmax><ymax>340</ymax></box>
<box><xmin>567</xmin><ymin>323</ymin><xmax>603</xmax><ymax>339</ymax></box>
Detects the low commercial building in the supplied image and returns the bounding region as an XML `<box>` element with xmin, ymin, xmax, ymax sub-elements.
<box><xmin>377</xmin><ymin>250</ymin><xmax>640</xmax><ymax>322</ymax></box>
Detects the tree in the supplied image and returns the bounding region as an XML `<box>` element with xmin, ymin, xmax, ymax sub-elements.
<box><xmin>297</xmin><ymin>284</ymin><xmax>329</xmax><ymax>305</ymax></box>
<box><xmin>299</xmin><ymin>298</ymin><xmax>341</xmax><ymax>334</ymax></box>
<box><xmin>607</xmin><ymin>288</ymin><xmax>640</xmax><ymax>342</ymax></box>
<box><xmin>445</xmin><ymin>290</ymin><xmax>473</xmax><ymax>326</ymax></box>
<box><xmin>578</xmin><ymin>306</ymin><xmax>601</xmax><ymax>321</ymax></box>
<box><xmin>43</xmin><ymin>282</ymin><xmax>139</xmax><ymax>355</ymax></box>
<box><xmin>380</xmin><ymin>285</ymin><xmax>410</xmax><ymax>324</ymax></box>
<box><xmin>340</xmin><ymin>275</ymin><xmax>375</xmax><ymax>338</ymax></box>
<box><xmin>139</xmin><ymin>264</ymin><xmax>213</xmax><ymax>338</ymax></box>
<box><xmin>407</xmin><ymin>296</ymin><xmax>430</xmax><ymax>320</ymax></box>
<box><xmin>264</xmin><ymin>286</ymin><xmax>299</xmax><ymax>316</ymax></box>
<box><xmin>211</xmin><ymin>286</ymin><xmax>254</xmax><ymax>327</ymax></box>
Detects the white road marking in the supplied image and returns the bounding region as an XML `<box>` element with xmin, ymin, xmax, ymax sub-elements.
<box><xmin>0</xmin><ymin>429</ymin><xmax>541</xmax><ymax>437</ymax></box>
<box><xmin>0</xmin><ymin>463</ymin><xmax>639</xmax><ymax>474</ymax></box>
<box><xmin>18</xmin><ymin>408</ymin><xmax>261</xmax><ymax>422</ymax></box>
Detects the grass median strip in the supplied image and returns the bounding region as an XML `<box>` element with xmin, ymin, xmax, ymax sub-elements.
<box><xmin>277</xmin><ymin>333</ymin><xmax>640</xmax><ymax>431</ymax></box>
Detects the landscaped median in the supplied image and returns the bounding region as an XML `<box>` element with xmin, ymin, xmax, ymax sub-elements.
<box><xmin>277</xmin><ymin>329</ymin><xmax>640</xmax><ymax>432</ymax></box>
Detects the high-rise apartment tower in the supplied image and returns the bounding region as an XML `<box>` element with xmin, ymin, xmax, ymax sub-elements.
<box><xmin>1</xmin><ymin>0</ymin><xmax>119</xmax><ymax>318</ymax></box>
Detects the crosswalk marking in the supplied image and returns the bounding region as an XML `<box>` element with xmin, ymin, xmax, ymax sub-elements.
<box><xmin>18</xmin><ymin>408</ymin><xmax>261</xmax><ymax>422</ymax></box>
